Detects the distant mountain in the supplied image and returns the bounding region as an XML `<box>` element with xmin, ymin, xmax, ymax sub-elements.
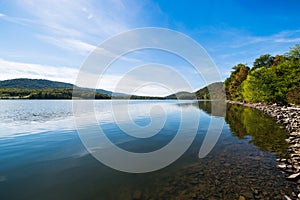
<box><xmin>0</xmin><ymin>78</ymin><xmax>118</xmax><ymax>95</ymax></box>
<box><xmin>165</xmin><ymin>91</ymin><xmax>196</xmax><ymax>99</ymax></box>
<box><xmin>96</xmin><ymin>89</ymin><xmax>129</xmax><ymax>97</ymax></box>
<box><xmin>0</xmin><ymin>78</ymin><xmax>74</xmax><ymax>89</ymax></box>
<box><xmin>195</xmin><ymin>82</ymin><xmax>225</xmax><ymax>99</ymax></box>
<box><xmin>0</xmin><ymin>78</ymin><xmax>225</xmax><ymax>100</ymax></box>
<box><xmin>166</xmin><ymin>82</ymin><xmax>225</xmax><ymax>100</ymax></box>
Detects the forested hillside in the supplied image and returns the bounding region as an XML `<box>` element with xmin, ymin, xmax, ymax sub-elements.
<box><xmin>225</xmin><ymin>44</ymin><xmax>300</xmax><ymax>105</ymax></box>
<box><xmin>0</xmin><ymin>78</ymin><xmax>74</xmax><ymax>89</ymax></box>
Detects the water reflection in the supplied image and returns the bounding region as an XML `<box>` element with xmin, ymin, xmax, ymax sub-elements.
<box><xmin>196</xmin><ymin>100</ymin><xmax>226</xmax><ymax>117</ymax></box>
<box><xmin>193</xmin><ymin>101</ymin><xmax>288</xmax><ymax>157</ymax></box>
<box><xmin>0</xmin><ymin>100</ymin><xmax>295</xmax><ymax>200</ymax></box>
<box><xmin>224</xmin><ymin>103</ymin><xmax>289</xmax><ymax>157</ymax></box>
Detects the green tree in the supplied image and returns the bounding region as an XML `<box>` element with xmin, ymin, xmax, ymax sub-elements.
<box><xmin>252</xmin><ymin>54</ymin><xmax>274</xmax><ymax>70</ymax></box>
<box><xmin>242</xmin><ymin>54</ymin><xmax>300</xmax><ymax>104</ymax></box>
<box><xmin>285</xmin><ymin>44</ymin><xmax>300</xmax><ymax>60</ymax></box>
<box><xmin>242</xmin><ymin>67</ymin><xmax>276</xmax><ymax>103</ymax></box>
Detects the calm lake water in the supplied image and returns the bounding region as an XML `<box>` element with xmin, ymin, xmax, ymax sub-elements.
<box><xmin>0</xmin><ymin>100</ymin><xmax>296</xmax><ymax>199</ymax></box>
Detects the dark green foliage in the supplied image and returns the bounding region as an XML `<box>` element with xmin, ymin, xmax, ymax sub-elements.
<box><xmin>0</xmin><ymin>88</ymin><xmax>110</xmax><ymax>99</ymax></box>
<box><xmin>252</xmin><ymin>54</ymin><xmax>274</xmax><ymax>70</ymax></box>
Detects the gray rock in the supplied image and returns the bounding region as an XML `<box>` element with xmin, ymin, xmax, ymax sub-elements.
<box><xmin>287</xmin><ymin>173</ymin><xmax>300</xmax><ymax>180</ymax></box>
<box><xmin>277</xmin><ymin>164</ymin><xmax>286</xmax><ymax>169</ymax></box>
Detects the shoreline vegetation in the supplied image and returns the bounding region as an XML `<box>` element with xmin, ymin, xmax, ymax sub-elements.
<box><xmin>225</xmin><ymin>44</ymin><xmax>300</xmax><ymax>106</ymax></box>
<box><xmin>224</xmin><ymin>44</ymin><xmax>300</xmax><ymax>198</ymax></box>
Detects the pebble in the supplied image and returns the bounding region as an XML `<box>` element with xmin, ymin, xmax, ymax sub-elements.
<box><xmin>284</xmin><ymin>195</ymin><xmax>292</xmax><ymax>200</ymax></box>
<box><xmin>287</xmin><ymin>173</ymin><xmax>300</xmax><ymax>180</ymax></box>
<box><xmin>239</xmin><ymin>195</ymin><xmax>246</xmax><ymax>200</ymax></box>
<box><xmin>277</xmin><ymin>164</ymin><xmax>286</xmax><ymax>169</ymax></box>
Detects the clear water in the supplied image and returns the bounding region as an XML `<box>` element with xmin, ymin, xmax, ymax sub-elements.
<box><xmin>0</xmin><ymin>100</ymin><xmax>296</xmax><ymax>199</ymax></box>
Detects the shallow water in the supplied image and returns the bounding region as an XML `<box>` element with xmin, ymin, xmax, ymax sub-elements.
<box><xmin>0</xmin><ymin>100</ymin><xmax>296</xmax><ymax>199</ymax></box>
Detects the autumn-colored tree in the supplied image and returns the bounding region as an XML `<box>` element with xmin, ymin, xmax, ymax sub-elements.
<box><xmin>224</xmin><ymin>64</ymin><xmax>250</xmax><ymax>100</ymax></box>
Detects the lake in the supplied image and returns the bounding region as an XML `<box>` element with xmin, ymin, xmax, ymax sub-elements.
<box><xmin>0</xmin><ymin>100</ymin><xmax>296</xmax><ymax>199</ymax></box>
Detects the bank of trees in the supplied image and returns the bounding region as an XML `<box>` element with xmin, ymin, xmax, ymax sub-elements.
<box><xmin>0</xmin><ymin>88</ymin><xmax>110</xmax><ymax>99</ymax></box>
<box><xmin>225</xmin><ymin>44</ymin><xmax>300</xmax><ymax>105</ymax></box>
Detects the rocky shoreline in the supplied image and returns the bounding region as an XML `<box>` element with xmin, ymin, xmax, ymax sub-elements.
<box><xmin>227</xmin><ymin>100</ymin><xmax>300</xmax><ymax>199</ymax></box>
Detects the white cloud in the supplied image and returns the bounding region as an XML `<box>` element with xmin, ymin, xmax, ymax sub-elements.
<box><xmin>275</xmin><ymin>37</ymin><xmax>300</xmax><ymax>43</ymax></box>
<box><xmin>0</xmin><ymin>59</ymin><xmax>78</xmax><ymax>84</ymax></box>
<box><xmin>15</xmin><ymin>0</ymin><xmax>141</xmax><ymax>39</ymax></box>
<box><xmin>36</xmin><ymin>35</ymin><xmax>97</xmax><ymax>55</ymax></box>
<box><xmin>227</xmin><ymin>29</ymin><xmax>300</xmax><ymax>48</ymax></box>
<box><xmin>1</xmin><ymin>1</ymin><xmax>153</xmax><ymax>54</ymax></box>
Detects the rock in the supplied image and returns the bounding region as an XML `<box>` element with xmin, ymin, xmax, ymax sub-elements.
<box><xmin>284</xmin><ymin>195</ymin><xmax>292</xmax><ymax>200</ymax></box>
<box><xmin>287</xmin><ymin>173</ymin><xmax>300</xmax><ymax>180</ymax></box>
<box><xmin>250</xmin><ymin>187</ymin><xmax>259</xmax><ymax>195</ymax></box>
<box><xmin>239</xmin><ymin>195</ymin><xmax>246</xmax><ymax>200</ymax></box>
<box><xmin>277</xmin><ymin>164</ymin><xmax>286</xmax><ymax>169</ymax></box>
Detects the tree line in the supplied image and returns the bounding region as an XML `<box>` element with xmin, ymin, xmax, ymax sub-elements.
<box><xmin>0</xmin><ymin>88</ymin><xmax>110</xmax><ymax>99</ymax></box>
<box><xmin>0</xmin><ymin>88</ymin><xmax>166</xmax><ymax>100</ymax></box>
<box><xmin>225</xmin><ymin>44</ymin><xmax>300</xmax><ymax>105</ymax></box>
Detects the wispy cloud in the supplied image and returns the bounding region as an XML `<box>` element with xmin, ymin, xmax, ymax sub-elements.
<box><xmin>217</xmin><ymin>29</ymin><xmax>300</xmax><ymax>49</ymax></box>
<box><xmin>36</xmin><ymin>35</ymin><xmax>97</xmax><ymax>55</ymax></box>
<box><xmin>1</xmin><ymin>0</ymin><xmax>154</xmax><ymax>55</ymax></box>
<box><xmin>15</xmin><ymin>0</ymin><xmax>144</xmax><ymax>40</ymax></box>
<box><xmin>275</xmin><ymin>37</ymin><xmax>300</xmax><ymax>43</ymax></box>
<box><xmin>0</xmin><ymin>59</ymin><xmax>78</xmax><ymax>84</ymax></box>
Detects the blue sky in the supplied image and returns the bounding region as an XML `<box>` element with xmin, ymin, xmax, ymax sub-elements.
<box><xmin>0</xmin><ymin>0</ymin><xmax>300</xmax><ymax>96</ymax></box>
